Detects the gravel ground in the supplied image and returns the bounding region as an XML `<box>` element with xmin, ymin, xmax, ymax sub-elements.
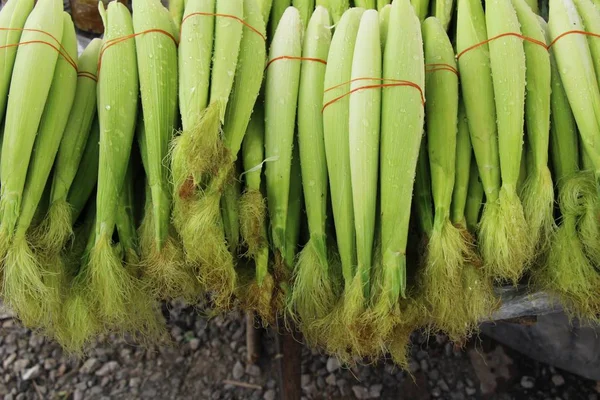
<box><xmin>0</xmin><ymin>303</ymin><xmax>597</xmax><ymax>400</ymax></box>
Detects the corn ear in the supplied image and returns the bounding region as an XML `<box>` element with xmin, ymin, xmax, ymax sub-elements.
<box><xmin>549</xmin><ymin>0</ymin><xmax>600</xmax><ymax>175</ymax></box>
<box><xmin>379</xmin><ymin>4</ymin><xmax>390</xmax><ymax>50</ymax></box>
<box><xmin>525</xmin><ymin>0</ymin><xmax>539</xmax><ymax>13</ymax></box>
<box><xmin>414</xmin><ymin>140</ymin><xmax>434</xmax><ymax>237</ymax></box>
<box><xmin>169</xmin><ymin>0</ymin><xmax>186</xmax><ymax>31</ymax></box>
<box><xmin>354</xmin><ymin>0</ymin><xmax>376</xmax><ymax>8</ymax></box>
<box><xmin>265</xmin><ymin>6</ymin><xmax>303</xmax><ymax>261</ymax></box>
<box><xmin>290</xmin><ymin>6</ymin><xmax>335</xmax><ymax>338</ymax></box>
<box><xmin>378</xmin><ymin>0</ymin><xmax>391</xmax><ymax>9</ymax></box>
<box><xmin>465</xmin><ymin>158</ymin><xmax>483</xmax><ymax>233</ymax></box>
<box><xmin>0</xmin><ymin>0</ymin><xmax>64</xmax><ymax>257</ymax></box>
<box><xmin>411</xmin><ymin>0</ymin><xmax>430</xmax><ymax>20</ymax></box>
<box><xmin>258</xmin><ymin>0</ymin><xmax>274</xmax><ymax>24</ymax></box>
<box><xmin>316</xmin><ymin>0</ymin><xmax>349</xmax><ymax>23</ymax></box>
<box><xmin>323</xmin><ymin>7</ymin><xmax>362</xmax><ymax>289</ymax></box>
<box><xmin>115</xmin><ymin>158</ymin><xmax>139</xmax><ymax>266</ymax></box>
<box><xmin>513</xmin><ymin>0</ymin><xmax>554</xmax><ymax>255</ymax></box>
<box><xmin>270</xmin><ymin>0</ymin><xmax>292</xmax><ymax>40</ymax></box>
<box><xmin>379</xmin><ymin>0</ymin><xmax>424</xmax><ymax>305</ymax></box>
<box><xmin>0</xmin><ymin>0</ymin><xmax>34</xmax><ymax>125</ymax></box>
<box><xmin>133</xmin><ymin>0</ymin><xmax>178</xmax><ymax>253</ymax></box>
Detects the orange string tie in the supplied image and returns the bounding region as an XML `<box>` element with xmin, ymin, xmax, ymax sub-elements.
<box><xmin>180</xmin><ymin>12</ymin><xmax>266</xmax><ymax>42</ymax></box>
<box><xmin>322</xmin><ymin>77</ymin><xmax>425</xmax><ymax>113</ymax></box>
<box><xmin>425</xmin><ymin>63</ymin><xmax>459</xmax><ymax>77</ymax></box>
<box><xmin>265</xmin><ymin>55</ymin><xmax>327</xmax><ymax>70</ymax></box>
<box><xmin>0</xmin><ymin>40</ymin><xmax>78</xmax><ymax>72</ymax></box>
<box><xmin>97</xmin><ymin>28</ymin><xmax>178</xmax><ymax>76</ymax></box>
<box><xmin>456</xmin><ymin>32</ymin><xmax>548</xmax><ymax>61</ymax></box>
<box><xmin>548</xmin><ymin>30</ymin><xmax>600</xmax><ymax>49</ymax></box>
<box><xmin>0</xmin><ymin>27</ymin><xmax>78</xmax><ymax>70</ymax></box>
<box><xmin>77</xmin><ymin>71</ymin><xmax>98</xmax><ymax>82</ymax></box>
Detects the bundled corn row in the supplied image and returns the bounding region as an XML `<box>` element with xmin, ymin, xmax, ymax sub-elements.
<box><xmin>0</xmin><ymin>0</ymin><xmax>600</xmax><ymax>366</ymax></box>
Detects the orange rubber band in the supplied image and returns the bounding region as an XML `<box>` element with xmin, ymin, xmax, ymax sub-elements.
<box><xmin>0</xmin><ymin>27</ymin><xmax>77</xmax><ymax>69</ymax></box>
<box><xmin>180</xmin><ymin>12</ymin><xmax>266</xmax><ymax>41</ymax></box>
<box><xmin>425</xmin><ymin>63</ymin><xmax>459</xmax><ymax>76</ymax></box>
<box><xmin>77</xmin><ymin>71</ymin><xmax>98</xmax><ymax>82</ymax></box>
<box><xmin>97</xmin><ymin>28</ymin><xmax>178</xmax><ymax>76</ymax></box>
<box><xmin>456</xmin><ymin>32</ymin><xmax>548</xmax><ymax>61</ymax></box>
<box><xmin>0</xmin><ymin>40</ymin><xmax>78</xmax><ymax>72</ymax></box>
<box><xmin>265</xmin><ymin>55</ymin><xmax>327</xmax><ymax>70</ymax></box>
<box><xmin>322</xmin><ymin>78</ymin><xmax>425</xmax><ymax>112</ymax></box>
<box><xmin>548</xmin><ymin>30</ymin><xmax>600</xmax><ymax>49</ymax></box>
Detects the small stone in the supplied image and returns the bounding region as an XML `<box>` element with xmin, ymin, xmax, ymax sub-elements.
<box><xmin>4</xmin><ymin>334</ymin><xmax>16</xmax><ymax>345</ymax></box>
<box><xmin>416</xmin><ymin>350</ymin><xmax>428</xmax><ymax>360</ymax></box>
<box><xmin>465</xmin><ymin>378</ymin><xmax>474</xmax><ymax>388</ymax></box>
<box><xmin>90</xmin><ymin>386</ymin><xmax>103</xmax><ymax>395</ymax></box>
<box><xmin>326</xmin><ymin>374</ymin><xmax>337</xmax><ymax>386</ymax></box>
<box><xmin>552</xmin><ymin>375</ymin><xmax>565</xmax><ymax>387</ymax></box>
<box><xmin>129</xmin><ymin>377</ymin><xmax>142</xmax><ymax>387</ymax></box>
<box><xmin>263</xmin><ymin>389</ymin><xmax>276</xmax><ymax>400</ymax></box>
<box><xmin>408</xmin><ymin>359</ymin><xmax>420</xmax><ymax>374</ymax></box>
<box><xmin>369</xmin><ymin>384</ymin><xmax>383</xmax><ymax>398</ymax></box>
<box><xmin>438</xmin><ymin>379</ymin><xmax>450</xmax><ymax>392</ymax></box>
<box><xmin>43</xmin><ymin>359</ymin><xmax>56</xmax><ymax>370</ymax></box>
<box><xmin>301</xmin><ymin>374</ymin><xmax>311</xmax><ymax>388</ymax></box>
<box><xmin>419</xmin><ymin>359</ymin><xmax>428</xmax><ymax>372</ymax></box>
<box><xmin>521</xmin><ymin>376</ymin><xmax>535</xmax><ymax>389</ymax></box>
<box><xmin>316</xmin><ymin>376</ymin><xmax>325</xmax><ymax>389</ymax></box>
<box><xmin>73</xmin><ymin>389</ymin><xmax>84</xmax><ymax>400</ymax></box>
<box><xmin>429</xmin><ymin>369</ymin><xmax>440</xmax><ymax>381</ymax></box>
<box><xmin>12</xmin><ymin>359</ymin><xmax>30</xmax><ymax>374</ymax></box>
<box><xmin>22</xmin><ymin>365</ymin><xmax>41</xmax><ymax>381</ymax></box>
<box><xmin>57</xmin><ymin>364</ymin><xmax>67</xmax><ymax>377</ymax></box>
<box><xmin>589</xmin><ymin>394</ymin><xmax>598</xmax><ymax>400</ymax></box>
<box><xmin>326</xmin><ymin>357</ymin><xmax>341</xmax><ymax>373</ymax></box>
<box><xmin>232</xmin><ymin>361</ymin><xmax>244</xmax><ymax>380</ymax></box>
<box><xmin>79</xmin><ymin>358</ymin><xmax>99</xmax><ymax>374</ymax></box>
<box><xmin>246</xmin><ymin>364</ymin><xmax>261</xmax><ymax>377</ymax></box>
<box><xmin>466</xmin><ymin>387</ymin><xmax>476</xmax><ymax>396</ymax></box>
<box><xmin>445</xmin><ymin>343</ymin><xmax>453</xmax><ymax>357</ymax></box>
<box><xmin>3</xmin><ymin>353</ymin><xmax>16</xmax><ymax>369</ymax></box>
<box><xmin>189</xmin><ymin>338</ymin><xmax>200</xmax><ymax>351</ymax></box>
<box><xmin>95</xmin><ymin>361</ymin><xmax>119</xmax><ymax>377</ymax></box>
<box><xmin>352</xmin><ymin>385</ymin><xmax>369</xmax><ymax>400</ymax></box>
<box><xmin>142</xmin><ymin>388</ymin><xmax>157</xmax><ymax>398</ymax></box>
<box><xmin>431</xmin><ymin>387</ymin><xmax>442</xmax><ymax>398</ymax></box>
<box><xmin>101</xmin><ymin>377</ymin><xmax>111</xmax><ymax>387</ymax></box>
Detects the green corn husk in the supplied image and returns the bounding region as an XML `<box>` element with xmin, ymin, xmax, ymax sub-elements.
<box><xmin>83</xmin><ymin>2</ymin><xmax>163</xmax><ymax>338</ymax></box>
<box><xmin>378</xmin><ymin>0</ymin><xmax>391</xmax><ymax>9</ymax></box>
<box><xmin>316</xmin><ymin>7</ymin><xmax>363</xmax><ymax>358</ymax></box>
<box><xmin>432</xmin><ymin>0</ymin><xmax>455</xmax><ymax>31</ymax></box>
<box><xmin>169</xmin><ymin>0</ymin><xmax>186</xmax><ymax>31</ymax></box>
<box><xmin>465</xmin><ymin>158</ymin><xmax>484</xmax><ymax>233</ymax></box>
<box><xmin>34</xmin><ymin>38</ymin><xmax>102</xmax><ymax>254</ymax></box>
<box><xmin>342</xmin><ymin>9</ymin><xmax>381</xmax><ymax>356</ymax></box>
<box><xmin>258</xmin><ymin>0</ymin><xmax>274</xmax><ymax>24</ymax></box>
<box><xmin>0</xmin><ymin>0</ymin><xmax>34</xmax><ymax>126</ymax></box>
<box><xmin>284</xmin><ymin>144</ymin><xmax>303</xmax><ymax>271</ymax></box>
<box><xmin>419</xmin><ymin>16</ymin><xmax>475</xmax><ymax>343</ymax></box>
<box><xmin>211</xmin><ymin>0</ymin><xmax>243</xmax><ymax>122</ymax></box>
<box><xmin>289</xmin><ymin>6</ymin><xmax>336</xmax><ymax>343</ymax></box>
<box><xmin>293</xmin><ymin>0</ymin><xmax>315</xmax><ymax>26</ymax></box>
<box><xmin>269</xmin><ymin>0</ymin><xmax>292</xmax><ymax>40</ymax></box>
<box><xmin>115</xmin><ymin>157</ymin><xmax>140</xmax><ymax>266</ymax></box>
<box><xmin>485</xmin><ymin>0</ymin><xmax>531</xmax><ymax>283</ymax></box>
<box><xmin>67</xmin><ymin>118</ymin><xmax>100</xmax><ymax>223</ymax></box>
<box><xmin>379</xmin><ymin>4</ymin><xmax>390</xmax><ymax>50</ymax></box>
<box><xmin>133</xmin><ymin>0</ymin><xmax>198</xmax><ymax>302</ymax></box>
<box><xmin>354</xmin><ymin>0</ymin><xmax>376</xmax><ymax>8</ymax></box>
<box><xmin>450</xmin><ymin>101</ymin><xmax>471</xmax><ymax>228</ymax></box>
<box><xmin>414</xmin><ymin>140</ymin><xmax>435</xmax><ymax>238</ymax></box>
<box><xmin>549</xmin><ymin>0</ymin><xmax>600</xmax><ymax>265</ymax></box>
<box><xmin>540</xmin><ymin>25</ymin><xmax>600</xmax><ymax>321</ymax></box>
<box><xmin>573</xmin><ymin>0</ymin><xmax>600</xmax><ymax>88</ymax></box>
<box><xmin>513</xmin><ymin>0</ymin><xmax>554</xmax><ymax>258</ymax></box>
<box><xmin>265</xmin><ymin>6</ymin><xmax>303</xmax><ymax>267</ymax></box>
<box><xmin>525</xmin><ymin>0</ymin><xmax>539</xmax><ymax>13</ymax></box>
<box><xmin>2</xmin><ymin>5</ymin><xmax>72</xmax><ymax>327</ymax></box>
<box><xmin>411</xmin><ymin>0</ymin><xmax>429</xmax><ymax>20</ymax></box>
<box><xmin>316</xmin><ymin>0</ymin><xmax>350</xmax><ymax>23</ymax></box>
<box><xmin>178</xmin><ymin>0</ymin><xmax>214</xmax><ymax>131</ymax></box>
<box><xmin>374</xmin><ymin>0</ymin><xmax>423</xmax><ymax>345</ymax></box>
<box><xmin>221</xmin><ymin>168</ymin><xmax>242</xmax><ymax>255</ymax></box>
<box><xmin>238</xmin><ymin>106</ymin><xmax>275</xmax><ymax>323</ymax></box>
<box><xmin>0</xmin><ymin>0</ymin><xmax>63</xmax><ymax>263</ymax></box>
